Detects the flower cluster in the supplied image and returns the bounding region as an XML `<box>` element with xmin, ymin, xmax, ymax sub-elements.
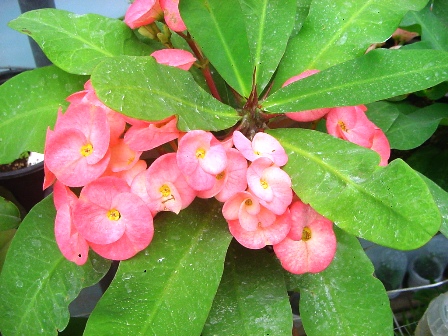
<box><xmin>44</xmin><ymin>67</ymin><xmax>340</xmax><ymax>274</ymax></box>
<box><xmin>44</xmin><ymin>79</ymin><xmax>337</xmax><ymax>275</ymax></box>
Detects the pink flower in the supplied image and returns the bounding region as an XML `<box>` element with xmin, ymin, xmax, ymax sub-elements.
<box><xmin>53</xmin><ymin>181</ymin><xmax>89</xmax><ymax>265</ymax></box>
<box><xmin>112</xmin><ymin>159</ymin><xmax>147</xmax><ymax>186</ymax></box>
<box><xmin>226</xmin><ymin>206</ymin><xmax>292</xmax><ymax>249</ymax></box>
<box><xmin>197</xmin><ymin>148</ymin><xmax>248</xmax><ymax>202</ymax></box>
<box><xmin>66</xmin><ymin>80</ymin><xmax>126</xmax><ymax>145</ymax></box>
<box><xmin>222</xmin><ymin>191</ymin><xmax>276</xmax><ymax>231</ymax></box>
<box><xmin>124</xmin><ymin>0</ymin><xmax>163</xmax><ymax>29</ymax></box>
<box><xmin>326</xmin><ymin>105</ymin><xmax>375</xmax><ymax>148</ymax></box>
<box><xmin>177</xmin><ymin>130</ymin><xmax>228</xmax><ymax>191</ymax></box>
<box><xmin>326</xmin><ymin>105</ymin><xmax>390</xmax><ymax>165</ymax></box>
<box><xmin>44</xmin><ymin>104</ymin><xmax>111</xmax><ymax>187</ymax></box>
<box><xmin>43</xmin><ymin>133</ymin><xmax>56</xmax><ymax>190</ymax></box>
<box><xmin>124</xmin><ymin>115</ymin><xmax>180</xmax><ymax>151</ymax></box>
<box><xmin>139</xmin><ymin>153</ymin><xmax>196</xmax><ymax>215</ymax></box>
<box><xmin>233</xmin><ymin>131</ymin><xmax>288</xmax><ymax>166</ymax></box>
<box><xmin>283</xmin><ymin>70</ymin><xmax>332</xmax><ymax>122</ymax></box>
<box><xmin>273</xmin><ymin>200</ymin><xmax>336</xmax><ymax>274</ymax></box>
<box><xmin>246</xmin><ymin>158</ymin><xmax>293</xmax><ymax>215</ymax></box>
<box><xmin>106</xmin><ymin>139</ymin><xmax>142</xmax><ymax>173</ymax></box>
<box><xmin>369</xmin><ymin>127</ymin><xmax>390</xmax><ymax>166</ymax></box>
<box><xmin>159</xmin><ymin>0</ymin><xmax>186</xmax><ymax>32</ymax></box>
<box><xmin>151</xmin><ymin>49</ymin><xmax>197</xmax><ymax>71</ymax></box>
<box><xmin>73</xmin><ymin>176</ymin><xmax>154</xmax><ymax>260</ymax></box>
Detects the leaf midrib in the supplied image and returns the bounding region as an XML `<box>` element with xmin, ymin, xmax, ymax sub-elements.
<box><xmin>263</xmin><ymin>56</ymin><xmax>447</xmax><ymax>109</ymax></box>
<box><xmin>16</xmin><ymin>14</ymin><xmax>115</xmax><ymax>57</ymax></box>
<box><xmin>205</xmin><ymin>4</ymin><xmax>250</xmax><ymax>96</ymax></box>
<box><xmin>281</xmin><ymin>138</ymin><xmax>412</xmax><ymax>227</ymax></box>
<box><xmin>15</xmin><ymin>256</ymin><xmax>66</xmax><ymax>333</ymax></box>
<box><xmin>101</xmin><ymin>84</ymin><xmax>237</xmax><ymax>119</ymax></box>
<box><xmin>139</xmin><ymin>203</ymin><xmax>225</xmax><ymax>335</ymax></box>
<box><xmin>305</xmin><ymin>0</ymin><xmax>373</xmax><ymax>70</ymax></box>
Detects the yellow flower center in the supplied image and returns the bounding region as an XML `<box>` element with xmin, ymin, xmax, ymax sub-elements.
<box><xmin>196</xmin><ymin>148</ymin><xmax>206</xmax><ymax>159</ymax></box>
<box><xmin>159</xmin><ymin>184</ymin><xmax>171</xmax><ymax>197</ymax></box>
<box><xmin>216</xmin><ymin>172</ymin><xmax>225</xmax><ymax>180</ymax></box>
<box><xmin>80</xmin><ymin>143</ymin><xmax>93</xmax><ymax>157</ymax></box>
<box><xmin>245</xmin><ymin>199</ymin><xmax>253</xmax><ymax>206</ymax></box>
<box><xmin>107</xmin><ymin>209</ymin><xmax>121</xmax><ymax>221</ymax></box>
<box><xmin>127</xmin><ymin>156</ymin><xmax>135</xmax><ymax>165</ymax></box>
<box><xmin>302</xmin><ymin>227</ymin><xmax>312</xmax><ymax>241</ymax></box>
<box><xmin>338</xmin><ymin>120</ymin><xmax>348</xmax><ymax>132</ymax></box>
<box><xmin>260</xmin><ymin>179</ymin><xmax>269</xmax><ymax>189</ymax></box>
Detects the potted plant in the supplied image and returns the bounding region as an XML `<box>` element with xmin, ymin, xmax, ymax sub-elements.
<box><xmin>0</xmin><ymin>1</ymin><xmax>447</xmax><ymax>335</ymax></box>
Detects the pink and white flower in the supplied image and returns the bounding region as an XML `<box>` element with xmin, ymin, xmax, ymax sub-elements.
<box><xmin>232</xmin><ymin>131</ymin><xmax>288</xmax><ymax>166</ymax></box>
<box><xmin>246</xmin><ymin>158</ymin><xmax>292</xmax><ymax>215</ymax></box>
<box><xmin>177</xmin><ymin>130</ymin><xmax>228</xmax><ymax>191</ymax></box>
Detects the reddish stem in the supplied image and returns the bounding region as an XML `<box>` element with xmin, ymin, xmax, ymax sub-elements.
<box><xmin>178</xmin><ymin>32</ymin><xmax>222</xmax><ymax>101</ymax></box>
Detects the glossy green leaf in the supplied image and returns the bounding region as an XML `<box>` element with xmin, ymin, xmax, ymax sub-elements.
<box><xmin>179</xmin><ymin>0</ymin><xmax>254</xmax><ymax>97</ymax></box>
<box><xmin>366</xmin><ymin>102</ymin><xmax>448</xmax><ymax>150</ymax></box>
<box><xmin>419</xmin><ymin>174</ymin><xmax>448</xmax><ymax>239</ymax></box>
<box><xmin>295</xmin><ymin>228</ymin><xmax>393</xmax><ymax>335</ymax></box>
<box><xmin>0</xmin><ymin>66</ymin><xmax>87</xmax><ymax>164</ymax></box>
<box><xmin>291</xmin><ymin>0</ymin><xmax>312</xmax><ymax>37</ymax></box>
<box><xmin>0</xmin><ymin>196</ymin><xmax>21</xmax><ymax>231</ymax></box>
<box><xmin>238</xmin><ymin>0</ymin><xmax>297</xmax><ymax>94</ymax></box>
<box><xmin>274</xmin><ymin>0</ymin><xmax>429</xmax><ymax>89</ymax></box>
<box><xmin>84</xmin><ymin>198</ymin><xmax>232</xmax><ymax>336</ymax></box>
<box><xmin>263</xmin><ymin>49</ymin><xmax>448</xmax><ymax>113</ymax></box>
<box><xmin>0</xmin><ymin>196</ymin><xmax>111</xmax><ymax>336</ymax></box>
<box><xmin>91</xmin><ymin>56</ymin><xmax>240</xmax><ymax>131</ymax></box>
<box><xmin>8</xmin><ymin>9</ymin><xmax>154</xmax><ymax>75</ymax></box>
<box><xmin>401</xmin><ymin>2</ymin><xmax>448</xmax><ymax>51</ymax></box>
<box><xmin>268</xmin><ymin>128</ymin><xmax>440</xmax><ymax>249</ymax></box>
<box><xmin>203</xmin><ymin>240</ymin><xmax>291</xmax><ymax>335</ymax></box>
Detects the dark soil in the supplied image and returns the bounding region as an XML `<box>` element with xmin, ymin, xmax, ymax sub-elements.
<box><xmin>0</xmin><ymin>154</ymin><xmax>29</xmax><ymax>173</ymax></box>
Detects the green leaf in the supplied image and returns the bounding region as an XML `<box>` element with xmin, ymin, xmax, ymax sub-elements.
<box><xmin>268</xmin><ymin>128</ymin><xmax>440</xmax><ymax>249</ymax></box>
<box><xmin>203</xmin><ymin>240</ymin><xmax>291</xmax><ymax>336</ymax></box>
<box><xmin>8</xmin><ymin>9</ymin><xmax>154</xmax><ymax>75</ymax></box>
<box><xmin>295</xmin><ymin>228</ymin><xmax>393</xmax><ymax>335</ymax></box>
<box><xmin>432</xmin><ymin>0</ymin><xmax>448</xmax><ymax>26</ymax></box>
<box><xmin>274</xmin><ymin>0</ymin><xmax>429</xmax><ymax>89</ymax></box>
<box><xmin>0</xmin><ymin>66</ymin><xmax>87</xmax><ymax>164</ymax></box>
<box><xmin>263</xmin><ymin>49</ymin><xmax>448</xmax><ymax>113</ymax></box>
<box><xmin>179</xmin><ymin>0</ymin><xmax>254</xmax><ymax>97</ymax></box>
<box><xmin>419</xmin><ymin>174</ymin><xmax>448</xmax><ymax>239</ymax></box>
<box><xmin>84</xmin><ymin>198</ymin><xmax>232</xmax><ymax>336</ymax></box>
<box><xmin>238</xmin><ymin>0</ymin><xmax>297</xmax><ymax>94</ymax></box>
<box><xmin>291</xmin><ymin>0</ymin><xmax>312</xmax><ymax>37</ymax></box>
<box><xmin>0</xmin><ymin>196</ymin><xmax>111</xmax><ymax>336</ymax></box>
<box><xmin>366</xmin><ymin>102</ymin><xmax>448</xmax><ymax>150</ymax></box>
<box><xmin>0</xmin><ymin>196</ymin><xmax>21</xmax><ymax>230</ymax></box>
<box><xmin>401</xmin><ymin>2</ymin><xmax>448</xmax><ymax>51</ymax></box>
<box><xmin>91</xmin><ymin>56</ymin><xmax>240</xmax><ymax>132</ymax></box>
<box><xmin>0</xmin><ymin>229</ymin><xmax>15</xmax><ymax>273</ymax></box>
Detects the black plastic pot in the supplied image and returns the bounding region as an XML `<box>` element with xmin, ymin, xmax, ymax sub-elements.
<box><xmin>0</xmin><ymin>162</ymin><xmax>45</xmax><ymax>212</ymax></box>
